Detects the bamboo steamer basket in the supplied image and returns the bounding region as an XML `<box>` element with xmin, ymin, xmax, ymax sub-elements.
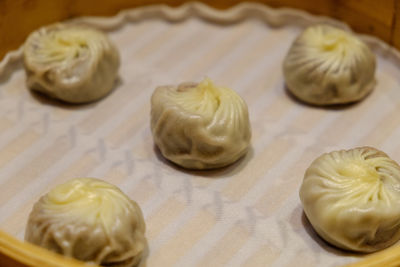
<box><xmin>0</xmin><ymin>0</ymin><xmax>399</xmax><ymax>266</ymax></box>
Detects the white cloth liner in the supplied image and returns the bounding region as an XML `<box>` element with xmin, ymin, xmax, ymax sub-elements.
<box><xmin>0</xmin><ymin>2</ymin><xmax>399</xmax><ymax>266</ymax></box>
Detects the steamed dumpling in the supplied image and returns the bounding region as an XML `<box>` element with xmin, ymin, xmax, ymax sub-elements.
<box><xmin>283</xmin><ymin>24</ymin><xmax>376</xmax><ymax>105</ymax></box>
<box><xmin>23</xmin><ymin>23</ymin><xmax>120</xmax><ymax>103</ymax></box>
<box><xmin>300</xmin><ymin>147</ymin><xmax>400</xmax><ymax>252</ymax></box>
<box><xmin>151</xmin><ymin>78</ymin><xmax>251</xmax><ymax>169</ymax></box>
<box><xmin>25</xmin><ymin>178</ymin><xmax>146</xmax><ymax>266</ymax></box>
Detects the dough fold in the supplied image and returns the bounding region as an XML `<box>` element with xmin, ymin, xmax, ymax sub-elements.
<box><xmin>300</xmin><ymin>147</ymin><xmax>400</xmax><ymax>252</ymax></box>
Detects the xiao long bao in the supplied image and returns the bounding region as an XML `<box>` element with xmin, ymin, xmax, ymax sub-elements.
<box><xmin>151</xmin><ymin>78</ymin><xmax>251</xmax><ymax>170</ymax></box>
<box><xmin>283</xmin><ymin>24</ymin><xmax>376</xmax><ymax>105</ymax></box>
<box><xmin>25</xmin><ymin>178</ymin><xmax>146</xmax><ymax>267</ymax></box>
<box><xmin>23</xmin><ymin>23</ymin><xmax>120</xmax><ymax>103</ymax></box>
<box><xmin>300</xmin><ymin>147</ymin><xmax>400</xmax><ymax>252</ymax></box>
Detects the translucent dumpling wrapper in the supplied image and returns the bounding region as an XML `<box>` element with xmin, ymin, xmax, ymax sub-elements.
<box><xmin>151</xmin><ymin>78</ymin><xmax>251</xmax><ymax>170</ymax></box>
<box><xmin>23</xmin><ymin>23</ymin><xmax>120</xmax><ymax>103</ymax></box>
<box><xmin>283</xmin><ymin>24</ymin><xmax>376</xmax><ymax>105</ymax></box>
<box><xmin>25</xmin><ymin>178</ymin><xmax>146</xmax><ymax>266</ymax></box>
<box><xmin>300</xmin><ymin>147</ymin><xmax>400</xmax><ymax>252</ymax></box>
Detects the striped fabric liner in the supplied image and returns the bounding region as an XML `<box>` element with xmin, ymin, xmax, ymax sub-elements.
<box><xmin>1</xmin><ymin>3</ymin><xmax>400</xmax><ymax>267</ymax></box>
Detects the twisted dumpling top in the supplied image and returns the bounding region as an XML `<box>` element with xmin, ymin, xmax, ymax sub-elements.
<box><xmin>24</xmin><ymin>23</ymin><xmax>120</xmax><ymax>103</ymax></box>
<box><xmin>42</xmin><ymin>178</ymin><xmax>141</xmax><ymax>227</ymax></box>
<box><xmin>283</xmin><ymin>24</ymin><xmax>376</xmax><ymax>105</ymax></box>
<box><xmin>151</xmin><ymin>78</ymin><xmax>251</xmax><ymax>169</ymax></box>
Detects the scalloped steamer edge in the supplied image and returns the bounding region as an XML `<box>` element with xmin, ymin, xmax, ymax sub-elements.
<box><xmin>1</xmin><ymin>2</ymin><xmax>399</xmax><ymax>74</ymax></box>
<box><xmin>0</xmin><ymin>2</ymin><xmax>400</xmax><ymax>267</ymax></box>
